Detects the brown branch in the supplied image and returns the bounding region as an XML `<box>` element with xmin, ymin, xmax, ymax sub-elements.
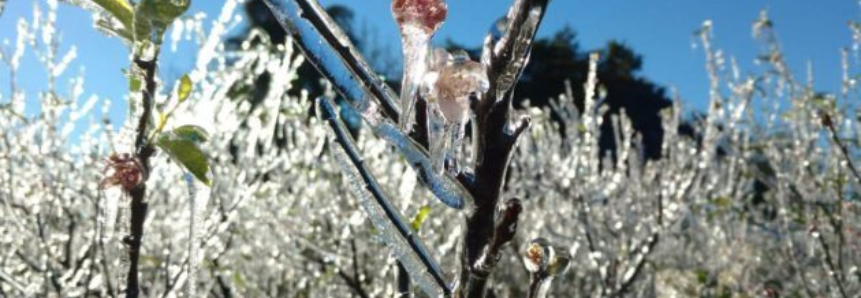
<box><xmin>456</xmin><ymin>1</ymin><xmax>549</xmax><ymax>297</ymax></box>
<box><xmin>125</xmin><ymin>57</ymin><xmax>159</xmax><ymax>298</ymax></box>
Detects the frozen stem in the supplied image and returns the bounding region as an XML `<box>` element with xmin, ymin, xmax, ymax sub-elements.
<box><xmin>124</xmin><ymin>57</ymin><xmax>158</xmax><ymax>298</ymax></box>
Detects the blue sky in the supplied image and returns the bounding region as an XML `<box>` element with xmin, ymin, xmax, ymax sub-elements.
<box><xmin>0</xmin><ymin>0</ymin><xmax>856</xmax><ymax>123</ymax></box>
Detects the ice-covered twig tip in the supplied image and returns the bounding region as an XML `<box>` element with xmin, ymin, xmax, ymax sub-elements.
<box><xmin>392</xmin><ymin>0</ymin><xmax>448</xmax><ymax>131</ymax></box>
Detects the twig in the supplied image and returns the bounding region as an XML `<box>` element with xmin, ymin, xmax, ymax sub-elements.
<box><xmin>305</xmin><ymin>250</ymin><xmax>371</xmax><ymax>298</ymax></box>
<box><xmin>0</xmin><ymin>270</ymin><xmax>27</xmax><ymax>295</ymax></box>
<box><xmin>811</xmin><ymin>209</ymin><xmax>849</xmax><ymax>298</ymax></box>
<box><xmin>608</xmin><ymin>234</ymin><xmax>658</xmax><ymax>297</ymax></box>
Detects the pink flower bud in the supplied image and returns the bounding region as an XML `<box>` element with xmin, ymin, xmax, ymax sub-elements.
<box><xmin>434</xmin><ymin>53</ymin><xmax>488</xmax><ymax>124</ymax></box>
<box><xmin>392</xmin><ymin>0</ymin><xmax>448</xmax><ymax>35</ymax></box>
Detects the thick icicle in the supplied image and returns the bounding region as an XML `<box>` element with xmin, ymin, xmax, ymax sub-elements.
<box><xmin>317</xmin><ymin>97</ymin><xmax>451</xmax><ymax>296</ymax></box>
<box><xmin>392</xmin><ymin>0</ymin><xmax>448</xmax><ymax>130</ymax></box>
<box><xmin>423</xmin><ymin>49</ymin><xmax>488</xmax><ymax>175</ymax></box>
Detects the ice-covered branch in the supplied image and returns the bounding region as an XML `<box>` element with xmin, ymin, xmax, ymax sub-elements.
<box><xmin>261</xmin><ymin>0</ymin><xmax>401</xmax><ymax>120</ymax></box>
<box><xmin>262</xmin><ymin>0</ymin><xmax>471</xmax><ymax>210</ymax></box>
<box><xmin>316</xmin><ymin>97</ymin><xmax>451</xmax><ymax>297</ymax></box>
<box><xmin>456</xmin><ymin>0</ymin><xmax>549</xmax><ymax>296</ymax></box>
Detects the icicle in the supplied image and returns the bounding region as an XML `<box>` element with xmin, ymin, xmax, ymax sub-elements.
<box><xmin>423</xmin><ymin>48</ymin><xmax>488</xmax><ymax>175</ymax></box>
<box><xmin>100</xmin><ymin>187</ymin><xmax>122</xmax><ymax>241</ymax></box>
<box><xmin>428</xmin><ymin>105</ymin><xmax>447</xmax><ymax>174</ymax></box>
<box><xmin>184</xmin><ymin>172</ymin><xmax>210</xmax><ymax>297</ymax></box>
<box><xmin>392</xmin><ymin>0</ymin><xmax>448</xmax><ymax>131</ymax></box>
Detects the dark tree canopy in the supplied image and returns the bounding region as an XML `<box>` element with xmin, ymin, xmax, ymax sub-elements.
<box><xmin>449</xmin><ymin>27</ymin><xmax>672</xmax><ymax>160</ymax></box>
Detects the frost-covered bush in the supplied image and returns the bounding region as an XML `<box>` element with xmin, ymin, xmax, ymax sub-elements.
<box><xmin>0</xmin><ymin>1</ymin><xmax>859</xmax><ymax>298</ymax></box>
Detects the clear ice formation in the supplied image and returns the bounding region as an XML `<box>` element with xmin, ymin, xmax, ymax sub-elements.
<box><xmin>392</xmin><ymin>0</ymin><xmax>448</xmax><ymax>131</ymax></box>
<box><xmin>317</xmin><ymin>97</ymin><xmax>450</xmax><ymax>297</ymax></box>
<box><xmin>423</xmin><ymin>49</ymin><xmax>489</xmax><ymax>174</ymax></box>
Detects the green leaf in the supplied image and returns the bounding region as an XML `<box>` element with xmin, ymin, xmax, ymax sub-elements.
<box><xmin>410</xmin><ymin>205</ymin><xmax>431</xmax><ymax>232</ymax></box>
<box><xmin>177</xmin><ymin>74</ymin><xmax>192</xmax><ymax>102</ymax></box>
<box><xmin>157</xmin><ymin>127</ymin><xmax>211</xmax><ymax>186</ymax></box>
<box><xmin>231</xmin><ymin>272</ymin><xmax>246</xmax><ymax>290</ymax></box>
<box><xmin>129</xmin><ymin>76</ymin><xmax>142</xmax><ymax>92</ymax></box>
<box><xmin>172</xmin><ymin>125</ymin><xmax>209</xmax><ymax>142</ymax></box>
<box><xmin>710</xmin><ymin>196</ymin><xmax>732</xmax><ymax>209</ymax></box>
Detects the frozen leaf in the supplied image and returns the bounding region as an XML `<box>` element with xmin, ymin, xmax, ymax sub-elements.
<box><xmin>62</xmin><ymin>0</ymin><xmax>133</xmax><ymax>34</ymax></box>
<box><xmin>172</xmin><ymin>125</ymin><xmax>209</xmax><ymax>142</ymax></box>
<box><xmin>156</xmin><ymin>127</ymin><xmax>211</xmax><ymax>186</ymax></box>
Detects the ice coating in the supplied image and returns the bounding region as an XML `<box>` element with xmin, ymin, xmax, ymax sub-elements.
<box><xmin>317</xmin><ymin>97</ymin><xmax>450</xmax><ymax>296</ymax></box>
<box><xmin>331</xmin><ymin>145</ymin><xmax>445</xmax><ymax>297</ymax></box>
<box><xmin>374</xmin><ymin>121</ymin><xmax>470</xmax><ymax>209</ymax></box>
<box><xmin>523</xmin><ymin>238</ymin><xmax>553</xmax><ymax>273</ymax></box>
